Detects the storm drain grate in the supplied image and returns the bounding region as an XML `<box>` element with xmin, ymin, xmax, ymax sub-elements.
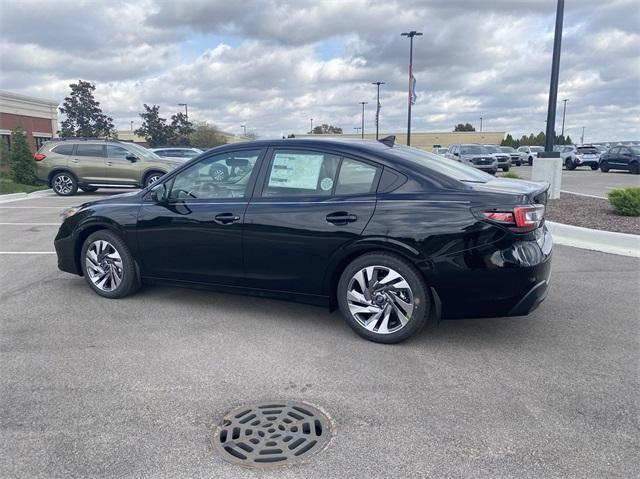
<box><xmin>212</xmin><ymin>400</ymin><xmax>332</xmax><ymax>467</ymax></box>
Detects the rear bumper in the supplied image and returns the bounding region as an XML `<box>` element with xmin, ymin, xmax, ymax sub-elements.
<box><xmin>428</xmin><ymin>227</ymin><xmax>553</xmax><ymax>319</ymax></box>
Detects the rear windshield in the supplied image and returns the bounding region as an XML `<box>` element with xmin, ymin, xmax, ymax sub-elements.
<box><xmin>577</xmin><ymin>147</ymin><xmax>598</xmax><ymax>154</ymax></box>
<box><xmin>388</xmin><ymin>146</ymin><xmax>493</xmax><ymax>183</ymax></box>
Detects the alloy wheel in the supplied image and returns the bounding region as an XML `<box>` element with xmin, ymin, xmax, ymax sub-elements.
<box><xmin>53</xmin><ymin>175</ymin><xmax>74</xmax><ymax>195</ymax></box>
<box><xmin>85</xmin><ymin>240</ymin><xmax>124</xmax><ymax>292</ymax></box>
<box><xmin>346</xmin><ymin>265</ymin><xmax>415</xmax><ymax>334</ymax></box>
<box><xmin>147</xmin><ymin>174</ymin><xmax>161</xmax><ymax>186</ymax></box>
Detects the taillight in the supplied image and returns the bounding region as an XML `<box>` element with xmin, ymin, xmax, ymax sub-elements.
<box><xmin>34</xmin><ymin>153</ymin><xmax>46</xmax><ymax>161</ymax></box>
<box><xmin>482</xmin><ymin>204</ymin><xmax>545</xmax><ymax>232</ymax></box>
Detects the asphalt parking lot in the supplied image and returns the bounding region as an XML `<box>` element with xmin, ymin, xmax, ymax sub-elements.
<box><xmin>516</xmin><ymin>165</ymin><xmax>640</xmax><ymax>198</ymax></box>
<box><xmin>1</xmin><ymin>191</ymin><xmax>638</xmax><ymax>478</ymax></box>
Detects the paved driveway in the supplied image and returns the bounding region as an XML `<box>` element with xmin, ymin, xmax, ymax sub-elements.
<box><xmin>1</xmin><ymin>191</ymin><xmax>638</xmax><ymax>478</ymax></box>
<box><xmin>516</xmin><ymin>165</ymin><xmax>640</xmax><ymax>197</ymax></box>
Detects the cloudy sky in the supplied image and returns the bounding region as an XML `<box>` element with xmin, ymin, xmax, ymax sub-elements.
<box><xmin>1</xmin><ymin>0</ymin><xmax>638</xmax><ymax>141</ymax></box>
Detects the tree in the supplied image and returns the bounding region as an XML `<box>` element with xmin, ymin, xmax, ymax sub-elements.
<box><xmin>189</xmin><ymin>122</ymin><xmax>228</xmax><ymax>148</ymax></box>
<box><xmin>0</xmin><ymin>140</ymin><xmax>10</xmax><ymax>178</ymax></box>
<box><xmin>9</xmin><ymin>127</ymin><xmax>35</xmax><ymax>185</ymax></box>
<box><xmin>135</xmin><ymin>104</ymin><xmax>173</xmax><ymax>147</ymax></box>
<box><xmin>500</xmin><ymin>134</ymin><xmax>515</xmax><ymax>147</ymax></box>
<box><xmin>59</xmin><ymin>80</ymin><xmax>115</xmax><ymax>137</ymax></box>
<box><xmin>453</xmin><ymin>123</ymin><xmax>476</xmax><ymax>132</ymax></box>
<box><xmin>309</xmin><ymin>123</ymin><xmax>343</xmax><ymax>134</ymax></box>
<box><xmin>170</xmin><ymin>112</ymin><xmax>194</xmax><ymax>146</ymax></box>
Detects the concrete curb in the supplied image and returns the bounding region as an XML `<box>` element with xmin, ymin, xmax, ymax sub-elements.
<box><xmin>547</xmin><ymin>221</ymin><xmax>640</xmax><ymax>258</ymax></box>
<box><xmin>0</xmin><ymin>189</ymin><xmax>53</xmax><ymax>203</ymax></box>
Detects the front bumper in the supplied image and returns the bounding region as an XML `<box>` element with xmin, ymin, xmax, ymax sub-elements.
<box><xmin>54</xmin><ymin>222</ymin><xmax>82</xmax><ymax>275</ymax></box>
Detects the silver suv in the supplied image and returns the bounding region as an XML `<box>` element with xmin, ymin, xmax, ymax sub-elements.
<box><xmin>35</xmin><ymin>139</ymin><xmax>183</xmax><ymax>196</ymax></box>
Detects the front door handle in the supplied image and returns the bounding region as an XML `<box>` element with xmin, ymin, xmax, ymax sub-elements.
<box><xmin>326</xmin><ymin>211</ymin><xmax>357</xmax><ymax>225</ymax></box>
<box><xmin>71</xmin><ymin>158</ymin><xmax>79</xmax><ymax>163</ymax></box>
<box><xmin>214</xmin><ymin>212</ymin><xmax>241</xmax><ymax>225</ymax></box>
<box><xmin>106</xmin><ymin>161</ymin><xmax>113</xmax><ymax>166</ymax></box>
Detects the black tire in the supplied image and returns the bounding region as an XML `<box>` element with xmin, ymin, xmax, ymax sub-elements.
<box><xmin>600</xmin><ymin>161</ymin><xmax>610</xmax><ymax>173</ymax></box>
<box><xmin>337</xmin><ymin>252</ymin><xmax>430</xmax><ymax>344</ymax></box>
<box><xmin>51</xmin><ymin>171</ymin><xmax>78</xmax><ymax>196</ymax></box>
<box><xmin>630</xmin><ymin>162</ymin><xmax>639</xmax><ymax>175</ymax></box>
<box><xmin>565</xmin><ymin>158</ymin><xmax>576</xmax><ymax>170</ymax></box>
<box><xmin>528</xmin><ymin>156</ymin><xmax>533</xmax><ymax>166</ymax></box>
<box><xmin>144</xmin><ymin>171</ymin><xmax>165</xmax><ymax>188</ymax></box>
<box><xmin>80</xmin><ymin>186</ymin><xmax>98</xmax><ymax>193</ymax></box>
<box><xmin>502</xmin><ymin>165</ymin><xmax>510</xmax><ymax>172</ymax></box>
<box><xmin>590</xmin><ymin>164</ymin><xmax>599</xmax><ymax>171</ymax></box>
<box><xmin>80</xmin><ymin>230</ymin><xmax>140</xmax><ymax>299</ymax></box>
<box><xmin>516</xmin><ymin>161</ymin><xmax>522</xmax><ymax>166</ymax></box>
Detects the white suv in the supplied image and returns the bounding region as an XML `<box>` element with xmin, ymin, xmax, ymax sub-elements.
<box><xmin>517</xmin><ymin>146</ymin><xmax>544</xmax><ymax>166</ymax></box>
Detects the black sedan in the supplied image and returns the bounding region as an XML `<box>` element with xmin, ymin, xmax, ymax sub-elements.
<box><xmin>599</xmin><ymin>145</ymin><xmax>640</xmax><ymax>174</ymax></box>
<box><xmin>55</xmin><ymin>138</ymin><xmax>552</xmax><ymax>343</ymax></box>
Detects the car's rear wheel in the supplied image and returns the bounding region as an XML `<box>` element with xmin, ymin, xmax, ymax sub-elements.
<box><xmin>528</xmin><ymin>156</ymin><xmax>533</xmax><ymax>166</ymax></box>
<box><xmin>565</xmin><ymin>158</ymin><xmax>575</xmax><ymax>170</ymax></box>
<box><xmin>337</xmin><ymin>253</ymin><xmax>429</xmax><ymax>344</ymax></box>
<box><xmin>80</xmin><ymin>186</ymin><xmax>99</xmax><ymax>193</ymax></box>
<box><xmin>630</xmin><ymin>162</ymin><xmax>639</xmax><ymax>175</ymax></box>
<box><xmin>80</xmin><ymin>230</ymin><xmax>140</xmax><ymax>299</ymax></box>
<box><xmin>502</xmin><ymin>165</ymin><xmax>510</xmax><ymax>172</ymax></box>
<box><xmin>600</xmin><ymin>161</ymin><xmax>610</xmax><ymax>172</ymax></box>
<box><xmin>590</xmin><ymin>164</ymin><xmax>599</xmax><ymax>171</ymax></box>
<box><xmin>51</xmin><ymin>172</ymin><xmax>78</xmax><ymax>196</ymax></box>
<box><xmin>144</xmin><ymin>171</ymin><xmax>164</xmax><ymax>187</ymax></box>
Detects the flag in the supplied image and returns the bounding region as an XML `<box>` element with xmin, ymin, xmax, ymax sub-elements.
<box><xmin>410</xmin><ymin>74</ymin><xmax>417</xmax><ymax>105</ymax></box>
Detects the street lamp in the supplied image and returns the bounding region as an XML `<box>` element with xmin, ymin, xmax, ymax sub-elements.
<box><xmin>543</xmin><ymin>0</ymin><xmax>564</xmax><ymax>153</ymax></box>
<box><xmin>359</xmin><ymin>101</ymin><xmax>367</xmax><ymax>139</ymax></box>
<box><xmin>240</xmin><ymin>125</ymin><xmax>246</xmax><ymax>136</ymax></box>
<box><xmin>581</xmin><ymin>126</ymin><xmax>585</xmax><ymax>144</ymax></box>
<box><xmin>371</xmin><ymin>81</ymin><xmax>385</xmax><ymax>140</ymax></box>
<box><xmin>353</xmin><ymin>127</ymin><xmax>362</xmax><ymax>135</ymax></box>
<box><xmin>561</xmin><ymin>98</ymin><xmax>569</xmax><ymax>138</ymax></box>
<box><xmin>401</xmin><ymin>30</ymin><xmax>422</xmax><ymax>146</ymax></box>
<box><xmin>479</xmin><ymin>116</ymin><xmax>483</xmax><ymax>132</ymax></box>
<box><xmin>310</xmin><ymin>118</ymin><xmax>313</xmax><ymax>134</ymax></box>
<box><xmin>178</xmin><ymin>103</ymin><xmax>188</xmax><ymax>120</ymax></box>
<box><xmin>130</xmin><ymin>120</ymin><xmax>134</xmax><ymax>132</ymax></box>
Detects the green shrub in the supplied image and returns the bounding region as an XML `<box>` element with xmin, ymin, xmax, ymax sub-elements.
<box><xmin>499</xmin><ymin>171</ymin><xmax>521</xmax><ymax>179</ymax></box>
<box><xmin>9</xmin><ymin>127</ymin><xmax>36</xmax><ymax>185</ymax></box>
<box><xmin>608</xmin><ymin>187</ymin><xmax>640</xmax><ymax>216</ymax></box>
<box><xmin>0</xmin><ymin>140</ymin><xmax>10</xmax><ymax>178</ymax></box>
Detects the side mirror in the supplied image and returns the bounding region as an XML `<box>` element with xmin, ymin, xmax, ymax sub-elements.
<box><xmin>126</xmin><ymin>155</ymin><xmax>138</xmax><ymax>162</ymax></box>
<box><xmin>150</xmin><ymin>183</ymin><xmax>167</xmax><ymax>203</ymax></box>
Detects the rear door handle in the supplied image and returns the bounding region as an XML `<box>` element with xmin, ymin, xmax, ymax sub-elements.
<box><xmin>326</xmin><ymin>211</ymin><xmax>357</xmax><ymax>225</ymax></box>
<box><xmin>214</xmin><ymin>213</ymin><xmax>241</xmax><ymax>225</ymax></box>
<box><xmin>106</xmin><ymin>161</ymin><xmax>113</xmax><ymax>166</ymax></box>
<box><xmin>71</xmin><ymin>158</ymin><xmax>79</xmax><ymax>163</ymax></box>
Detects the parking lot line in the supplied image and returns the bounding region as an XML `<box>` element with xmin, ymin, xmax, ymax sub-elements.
<box><xmin>0</xmin><ymin>223</ymin><xmax>60</xmax><ymax>225</ymax></box>
<box><xmin>0</xmin><ymin>251</ymin><xmax>56</xmax><ymax>254</ymax></box>
<box><xmin>0</xmin><ymin>206</ymin><xmax>64</xmax><ymax>209</ymax></box>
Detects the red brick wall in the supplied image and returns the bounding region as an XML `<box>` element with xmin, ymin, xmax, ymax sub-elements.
<box><xmin>0</xmin><ymin>112</ymin><xmax>54</xmax><ymax>151</ymax></box>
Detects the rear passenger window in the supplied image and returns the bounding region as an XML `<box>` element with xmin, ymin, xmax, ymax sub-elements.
<box><xmin>335</xmin><ymin>159</ymin><xmax>377</xmax><ymax>195</ymax></box>
<box><xmin>52</xmin><ymin>144</ymin><xmax>74</xmax><ymax>155</ymax></box>
<box><xmin>264</xmin><ymin>150</ymin><xmax>340</xmax><ymax>197</ymax></box>
<box><xmin>76</xmin><ymin>144</ymin><xmax>105</xmax><ymax>157</ymax></box>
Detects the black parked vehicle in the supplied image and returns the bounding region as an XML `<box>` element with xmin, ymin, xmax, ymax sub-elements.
<box><xmin>599</xmin><ymin>145</ymin><xmax>640</xmax><ymax>174</ymax></box>
<box><xmin>55</xmin><ymin>138</ymin><xmax>552</xmax><ymax>343</ymax></box>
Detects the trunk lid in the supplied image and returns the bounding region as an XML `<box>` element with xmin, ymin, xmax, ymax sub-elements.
<box><xmin>466</xmin><ymin>178</ymin><xmax>549</xmax><ymax>204</ymax></box>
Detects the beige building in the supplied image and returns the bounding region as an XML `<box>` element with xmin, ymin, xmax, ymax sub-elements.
<box><xmin>296</xmin><ymin>131</ymin><xmax>505</xmax><ymax>150</ymax></box>
<box><xmin>116</xmin><ymin>129</ymin><xmax>248</xmax><ymax>146</ymax></box>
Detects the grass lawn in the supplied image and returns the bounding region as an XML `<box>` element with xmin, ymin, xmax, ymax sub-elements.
<box><xmin>0</xmin><ymin>177</ymin><xmax>49</xmax><ymax>195</ymax></box>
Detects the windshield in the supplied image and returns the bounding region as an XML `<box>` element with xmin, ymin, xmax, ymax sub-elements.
<box><xmin>460</xmin><ymin>145</ymin><xmax>487</xmax><ymax>155</ymax></box>
<box><xmin>126</xmin><ymin>142</ymin><xmax>161</xmax><ymax>159</ymax></box>
<box><xmin>530</xmin><ymin>146</ymin><xmax>544</xmax><ymax>152</ymax></box>
<box><xmin>499</xmin><ymin>147</ymin><xmax>515</xmax><ymax>153</ymax></box>
<box><xmin>630</xmin><ymin>146</ymin><xmax>640</xmax><ymax>154</ymax></box>
<box><xmin>389</xmin><ymin>145</ymin><xmax>494</xmax><ymax>183</ymax></box>
<box><xmin>483</xmin><ymin>145</ymin><xmax>500</xmax><ymax>153</ymax></box>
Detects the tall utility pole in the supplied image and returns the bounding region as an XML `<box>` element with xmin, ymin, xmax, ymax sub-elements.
<box><xmin>561</xmin><ymin>98</ymin><xmax>569</xmax><ymax>137</ymax></box>
<box><xmin>543</xmin><ymin>0</ymin><xmax>564</xmax><ymax>152</ymax></box>
<box><xmin>581</xmin><ymin>126</ymin><xmax>585</xmax><ymax>144</ymax></box>
<box><xmin>310</xmin><ymin>118</ymin><xmax>313</xmax><ymax>134</ymax></box>
<box><xmin>401</xmin><ymin>31</ymin><xmax>422</xmax><ymax>146</ymax></box>
<box><xmin>130</xmin><ymin>120</ymin><xmax>134</xmax><ymax>132</ymax></box>
<box><xmin>178</xmin><ymin>103</ymin><xmax>188</xmax><ymax>120</ymax></box>
<box><xmin>479</xmin><ymin>116</ymin><xmax>483</xmax><ymax>132</ymax></box>
<box><xmin>359</xmin><ymin>101</ymin><xmax>367</xmax><ymax>139</ymax></box>
<box><xmin>240</xmin><ymin>125</ymin><xmax>246</xmax><ymax>136</ymax></box>
<box><xmin>371</xmin><ymin>81</ymin><xmax>385</xmax><ymax>140</ymax></box>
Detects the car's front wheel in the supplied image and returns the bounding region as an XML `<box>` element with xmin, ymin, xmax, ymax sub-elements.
<box><xmin>528</xmin><ymin>156</ymin><xmax>533</xmax><ymax>166</ymax></box>
<box><xmin>337</xmin><ymin>253</ymin><xmax>430</xmax><ymax>344</ymax></box>
<box><xmin>51</xmin><ymin>172</ymin><xmax>78</xmax><ymax>196</ymax></box>
<box><xmin>630</xmin><ymin>162</ymin><xmax>639</xmax><ymax>175</ymax></box>
<box><xmin>502</xmin><ymin>165</ymin><xmax>510</xmax><ymax>172</ymax></box>
<box><xmin>144</xmin><ymin>171</ymin><xmax>165</xmax><ymax>188</ymax></box>
<box><xmin>80</xmin><ymin>230</ymin><xmax>140</xmax><ymax>299</ymax></box>
<box><xmin>565</xmin><ymin>158</ymin><xmax>576</xmax><ymax>170</ymax></box>
<box><xmin>600</xmin><ymin>161</ymin><xmax>610</xmax><ymax>172</ymax></box>
<box><xmin>590</xmin><ymin>164</ymin><xmax>599</xmax><ymax>171</ymax></box>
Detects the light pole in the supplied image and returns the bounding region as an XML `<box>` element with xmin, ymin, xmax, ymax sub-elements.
<box><xmin>401</xmin><ymin>30</ymin><xmax>422</xmax><ymax>146</ymax></box>
<box><xmin>178</xmin><ymin>103</ymin><xmax>188</xmax><ymax>120</ymax></box>
<box><xmin>130</xmin><ymin>120</ymin><xmax>134</xmax><ymax>132</ymax></box>
<box><xmin>353</xmin><ymin>127</ymin><xmax>362</xmax><ymax>135</ymax></box>
<box><xmin>581</xmin><ymin>126</ymin><xmax>585</xmax><ymax>144</ymax></box>
<box><xmin>561</xmin><ymin>98</ymin><xmax>569</xmax><ymax>138</ymax></box>
<box><xmin>240</xmin><ymin>125</ymin><xmax>246</xmax><ymax>136</ymax></box>
<box><xmin>310</xmin><ymin>118</ymin><xmax>313</xmax><ymax>134</ymax></box>
<box><xmin>359</xmin><ymin>102</ymin><xmax>367</xmax><ymax>139</ymax></box>
<box><xmin>543</xmin><ymin>0</ymin><xmax>564</xmax><ymax>153</ymax></box>
<box><xmin>479</xmin><ymin>116</ymin><xmax>483</xmax><ymax>132</ymax></box>
<box><xmin>371</xmin><ymin>81</ymin><xmax>385</xmax><ymax>140</ymax></box>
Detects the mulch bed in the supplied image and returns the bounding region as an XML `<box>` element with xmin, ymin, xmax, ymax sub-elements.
<box><xmin>545</xmin><ymin>192</ymin><xmax>640</xmax><ymax>235</ymax></box>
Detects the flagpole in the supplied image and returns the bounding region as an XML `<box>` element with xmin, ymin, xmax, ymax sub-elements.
<box><xmin>402</xmin><ymin>31</ymin><xmax>422</xmax><ymax>146</ymax></box>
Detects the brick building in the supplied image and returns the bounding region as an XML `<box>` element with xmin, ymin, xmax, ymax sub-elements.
<box><xmin>0</xmin><ymin>90</ymin><xmax>59</xmax><ymax>151</ymax></box>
